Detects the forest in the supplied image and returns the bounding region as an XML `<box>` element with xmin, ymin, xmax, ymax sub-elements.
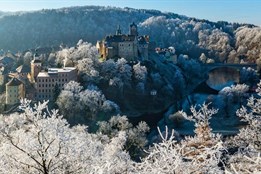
<box><xmin>0</xmin><ymin>6</ymin><xmax>261</xmax><ymax>65</ymax></box>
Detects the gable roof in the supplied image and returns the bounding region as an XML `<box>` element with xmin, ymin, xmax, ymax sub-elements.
<box><xmin>6</xmin><ymin>78</ymin><xmax>23</xmax><ymax>86</ymax></box>
<box><xmin>0</xmin><ymin>56</ymin><xmax>15</xmax><ymax>65</ymax></box>
<box><xmin>16</xmin><ymin>65</ymin><xmax>31</xmax><ymax>73</ymax></box>
<box><xmin>130</xmin><ymin>22</ymin><xmax>137</xmax><ymax>28</ymax></box>
<box><xmin>31</xmin><ymin>58</ymin><xmax>42</xmax><ymax>63</ymax></box>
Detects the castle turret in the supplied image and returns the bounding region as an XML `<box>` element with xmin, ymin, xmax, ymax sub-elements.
<box><xmin>116</xmin><ymin>25</ymin><xmax>122</xmax><ymax>35</ymax></box>
<box><xmin>130</xmin><ymin>22</ymin><xmax>138</xmax><ymax>36</ymax></box>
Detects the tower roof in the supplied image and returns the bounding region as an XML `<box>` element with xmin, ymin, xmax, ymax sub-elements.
<box><xmin>34</xmin><ymin>52</ymin><xmax>40</xmax><ymax>58</ymax></box>
<box><xmin>6</xmin><ymin>78</ymin><xmax>23</xmax><ymax>86</ymax></box>
<box><xmin>31</xmin><ymin>59</ymin><xmax>42</xmax><ymax>63</ymax></box>
<box><xmin>116</xmin><ymin>25</ymin><xmax>122</xmax><ymax>35</ymax></box>
<box><xmin>130</xmin><ymin>22</ymin><xmax>137</xmax><ymax>27</ymax></box>
<box><xmin>16</xmin><ymin>65</ymin><xmax>31</xmax><ymax>73</ymax></box>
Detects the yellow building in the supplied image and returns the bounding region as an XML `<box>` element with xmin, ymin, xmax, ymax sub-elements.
<box><xmin>5</xmin><ymin>78</ymin><xmax>25</xmax><ymax>105</ymax></box>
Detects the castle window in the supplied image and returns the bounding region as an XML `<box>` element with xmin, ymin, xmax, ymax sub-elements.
<box><xmin>39</xmin><ymin>84</ymin><xmax>41</xmax><ymax>87</ymax></box>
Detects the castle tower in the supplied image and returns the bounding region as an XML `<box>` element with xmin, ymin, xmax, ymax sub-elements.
<box><xmin>6</xmin><ymin>78</ymin><xmax>25</xmax><ymax>105</ymax></box>
<box><xmin>31</xmin><ymin>53</ymin><xmax>42</xmax><ymax>79</ymax></box>
<box><xmin>116</xmin><ymin>25</ymin><xmax>122</xmax><ymax>35</ymax></box>
<box><xmin>130</xmin><ymin>22</ymin><xmax>138</xmax><ymax>36</ymax></box>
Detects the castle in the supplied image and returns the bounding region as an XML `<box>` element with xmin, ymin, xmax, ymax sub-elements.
<box><xmin>96</xmin><ymin>22</ymin><xmax>149</xmax><ymax>61</ymax></box>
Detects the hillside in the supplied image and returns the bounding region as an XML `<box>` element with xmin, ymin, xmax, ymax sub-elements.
<box><xmin>0</xmin><ymin>6</ymin><xmax>260</xmax><ymax>64</ymax></box>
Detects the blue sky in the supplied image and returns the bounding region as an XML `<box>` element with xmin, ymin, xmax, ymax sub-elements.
<box><xmin>0</xmin><ymin>0</ymin><xmax>260</xmax><ymax>26</ymax></box>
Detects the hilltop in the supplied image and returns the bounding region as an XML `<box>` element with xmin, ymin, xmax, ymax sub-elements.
<box><xmin>0</xmin><ymin>6</ymin><xmax>260</xmax><ymax>64</ymax></box>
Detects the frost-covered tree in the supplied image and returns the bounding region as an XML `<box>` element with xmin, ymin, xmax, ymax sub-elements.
<box><xmin>199</xmin><ymin>53</ymin><xmax>207</xmax><ymax>63</ymax></box>
<box><xmin>47</xmin><ymin>52</ymin><xmax>57</xmax><ymax>67</ymax></box>
<box><xmin>198</xmin><ymin>29</ymin><xmax>232</xmax><ymax>62</ymax></box>
<box><xmin>231</xmin><ymin>83</ymin><xmax>260</xmax><ymax>148</ymax></box>
<box><xmin>133</xmin><ymin>128</ymin><xmax>184</xmax><ymax>173</ymax></box>
<box><xmin>227</xmin><ymin>50</ymin><xmax>239</xmax><ymax>63</ymax></box>
<box><xmin>56</xmin><ymin>81</ymin><xmax>83</xmax><ymax>119</ymax></box>
<box><xmin>177</xmin><ymin>54</ymin><xmax>204</xmax><ymax>88</ymax></box>
<box><xmin>133</xmin><ymin>63</ymin><xmax>147</xmax><ymax>93</ymax></box>
<box><xmin>133</xmin><ymin>62</ymin><xmax>147</xmax><ymax>83</ymax></box>
<box><xmin>56</xmin><ymin>40</ymin><xmax>98</xmax><ymax>68</ymax></box>
<box><xmin>180</xmin><ymin>103</ymin><xmax>222</xmax><ymax>146</ymax></box>
<box><xmin>225</xmin><ymin>81</ymin><xmax>261</xmax><ymax>173</ymax></box>
<box><xmin>97</xmin><ymin>115</ymin><xmax>149</xmax><ymax>159</ymax></box>
<box><xmin>226</xmin><ymin>149</ymin><xmax>261</xmax><ymax>174</ymax></box>
<box><xmin>135</xmin><ymin>119</ymin><xmax>224</xmax><ymax>174</ymax></box>
<box><xmin>219</xmin><ymin>84</ymin><xmax>249</xmax><ymax>105</ymax></box>
<box><xmin>219</xmin><ymin>84</ymin><xmax>249</xmax><ymax>117</ymax></box>
<box><xmin>240</xmin><ymin>67</ymin><xmax>259</xmax><ymax>86</ymax></box>
<box><xmin>219</xmin><ymin>84</ymin><xmax>249</xmax><ymax>96</ymax></box>
<box><xmin>0</xmin><ymin>99</ymin><xmax>131</xmax><ymax>174</ymax></box>
<box><xmin>115</xmin><ymin>58</ymin><xmax>132</xmax><ymax>88</ymax></box>
<box><xmin>179</xmin><ymin>103</ymin><xmax>225</xmax><ymax>173</ymax></box>
<box><xmin>100</xmin><ymin>59</ymin><xmax>117</xmax><ymax>81</ymax></box>
<box><xmin>77</xmin><ymin>58</ymin><xmax>100</xmax><ymax>84</ymax></box>
<box><xmin>235</xmin><ymin>27</ymin><xmax>261</xmax><ymax>62</ymax></box>
<box><xmin>23</xmin><ymin>51</ymin><xmax>34</xmax><ymax>66</ymax></box>
<box><xmin>56</xmin><ymin>81</ymin><xmax>119</xmax><ymax>124</ymax></box>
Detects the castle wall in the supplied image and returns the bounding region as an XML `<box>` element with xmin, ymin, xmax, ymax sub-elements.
<box><xmin>118</xmin><ymin>41</ymin><xmax>137</xmax><ymax>61</ymax></box>
<box><xmin>138</xmin><ymin>44</ymin><xmax>149</xmax><ymax>61</ymax></box>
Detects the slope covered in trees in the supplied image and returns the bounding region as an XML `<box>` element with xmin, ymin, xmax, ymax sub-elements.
<box><xmin>0</xmin><ymin>6</ymin><xmax>260</xmax><ymax>64</ymax></box>
<box><xmin>0</xmin><ymin>81</ymin><xmax>260</xmax><ymax>173</ymax></box>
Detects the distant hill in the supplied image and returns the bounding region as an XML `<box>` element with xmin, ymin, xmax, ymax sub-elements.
<box><xmin>0</xmin><ymin>11</ymin><xmax>13</xmax><ymax>17</ymax></box>
<box><xmin>0</xmin><ymin>6</ymin><xmax>260</xmax><ymax>64</ymax></box>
